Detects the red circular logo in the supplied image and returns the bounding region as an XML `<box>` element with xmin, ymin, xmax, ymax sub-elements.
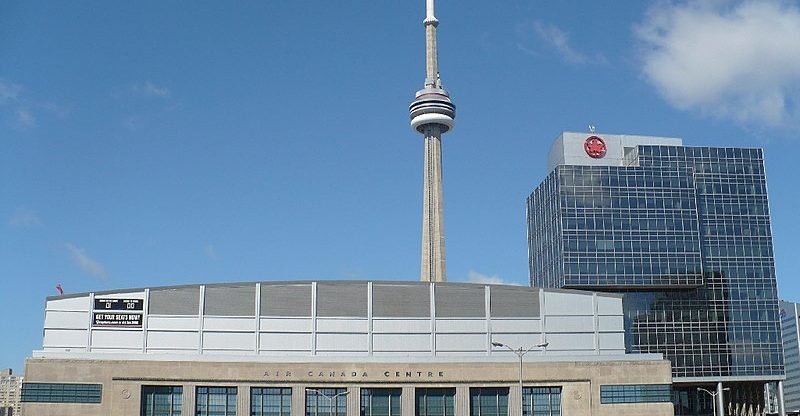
<box><xmin>584</xmin><ymin>136</ymin><xmax>607</xmax><ymax>159</ymax></box>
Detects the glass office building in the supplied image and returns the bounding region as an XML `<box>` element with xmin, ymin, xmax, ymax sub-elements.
<box><xmin>527</xmin><ymin>132</ymin><xmax>784</xmax><ymax>415</ymax></box>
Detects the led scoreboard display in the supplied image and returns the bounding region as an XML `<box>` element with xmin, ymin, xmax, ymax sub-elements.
<box><xmin>92</xmin><ymin>298</ymin><xmax>143</xmax><ymax>328</ymax></box>
<box><xmin>94</xmin><ymin>298</ymin><xmax>143</xmax><ymax>311</ymax></box>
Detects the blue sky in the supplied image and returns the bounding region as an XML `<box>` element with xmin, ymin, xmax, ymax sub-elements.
<box><xmin>3</xmin><ymin>1</ymin><xmax>800</xmax><ymax>372</ymax></box>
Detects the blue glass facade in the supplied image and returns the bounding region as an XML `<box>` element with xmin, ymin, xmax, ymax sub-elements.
<box><xmin>528</xmin><ymin>144</ymin><xmax>783</xmax><ymax>380</ymax></box>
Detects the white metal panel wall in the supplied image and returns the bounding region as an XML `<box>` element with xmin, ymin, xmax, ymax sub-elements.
<box><xmin>373</xmin><ymin>334</ymin><xmax>431</xmax><ymax>352</ymax></box>
<box><xmin>545</xmin><ymin>316</ymin><xmax>594</xmax><ymax>332</ymax></box>
<box><xmin>596</xmin><ymin>296</ymin><xmax>623</xmax><ymax>315</ymax></box>
<box><xmin>372</xmin><ymin>319</ymin><xmax>430</xmax><ymax>333</ymax></box>
<box><xmin>543</xmin><ymin>292</ymin><xmax>594</xmax><ymax>315</ymax></box>
<box><xmin>260</xmin><ymin>318</ymin><xmax>312</xmax><ymax>332</ymax></box>
<box><xmin>203</xmin><ymin>332</ymin><xmax>253</xmax><ymax>350</ymax></box>
<box><xmin>146</xmin><ymin>331</ymin><xmax>199</xmax><ymax>350</ymax></box>
<box><xmin>43</xmin><ymin>329</ymin><xmax>88</xmax><ymax>348</ymax></box>
<box><xmin>546</xmin><ymin>333</ymin><xmax>596</xmax><ymax>351</ymax></box>
<box><xmin>489</xmin><ymin>334</ymin><xmax>544</xmax><ymax>351</ymax></box>
<box><xmin>43</xmin><ymin>283</ymin><xmax>628</xmax><ymax>358</ymax></box>
<box><xmin>203</xmin><ymin>317</ymin><xmax>254</xmax><ymax>331</ymax></box>
<box><xmin>44</xmin><ymin>311</ymin><xmax>89</xmax><ymax>329</ymax></box>
<box><xmin>316</xmin><ymin>333</ymin><xmax>368</xmax><ymax>352</ymax></box>
<box><xmin>598</xmin><ymin>332</ymin><xmax>625</xmax><ymax>351</ymax></box>
<box><xmin>491</xmin><ymin>319</ymin><xmax>541</xmax><ymax>333</ymax></box>
<box><xmin>435</xmin><ymin>319</ymin><xmax>485</xmax><ymax>333</ymax></box>
<box><xmin>316</xmin><ymin>319</ymin><xmax>369</xmax><ymax>333</ymax></box>
<box><xmin>259</xmin><ymin>333</ymin><xmax>311</xmax><ymax>351</ymax></box>
<box><xmin>148</xmin><ymin>316</ymin><xmax>199</xmax><ymax>331</ymax></box>
<box><xmin>435</xmin><ymin>334</ymin><xmax>485</xmax><ymax>352</ymax></box>
<box><xmin>43</xmin><ymin>296</ymin><xmax>91</xmax><ymax>351</ymax></box>
<box><xmin>47</xmin><ymin>296</ymin><xmax>90</xmax><ymax>311</ymax></box>
<box><xmin>91</xmin><ymin>330</ymin><xmax>143</xmax><ymax>349</ymax></box>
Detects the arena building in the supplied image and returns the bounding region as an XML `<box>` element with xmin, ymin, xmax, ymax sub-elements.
<box><xmin>23</xmin><ymin>281</ymin><xmax>673</xmax><ymax>416</ymax></box>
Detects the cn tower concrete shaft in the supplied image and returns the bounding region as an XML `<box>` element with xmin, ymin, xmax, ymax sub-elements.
<box><xmin>421</xmin><ymin>125</ymin><xmax>446</xmax><ymax>282</ymax></box>
<box><xmin>409</xmin><ymin>0</ymin><xmax>455</xmax><ymax>283</ymax></box>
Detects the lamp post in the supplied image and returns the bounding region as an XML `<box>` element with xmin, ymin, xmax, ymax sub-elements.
<box><xmin>697</xmin><ymin>386</ymin><xmax>729</xmax><ymax>416</ymax></box>
<box><xmin>306</xmin><ymin>388</ymin><xmax>349</xmax><ymax>416</ymax></box>
<box><xmin>491</xmin><ymin>340</ymin><xmax>549</xmax><ymax>416</ymax></box>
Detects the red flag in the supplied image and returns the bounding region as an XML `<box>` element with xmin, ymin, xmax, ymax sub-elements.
<box><xmin>56</xmin><ymin>283</ymin><xmax>64</xmax><ymax>295</ymax></box>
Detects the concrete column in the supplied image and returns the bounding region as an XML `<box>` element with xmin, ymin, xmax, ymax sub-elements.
<box><xmin>455</xmin><ymin>386</ymin><xmax>470</xmax><ymax>416</ymax></box>
<box><xmin>347</xmin><ymin>387</ymin><xmax>359</xmax><ymax>416</ymax></box>
<box><xmin>402</xmin><ymin>387</ymin><xmax>415</xmax><ymax>416</ymax></box>
<box><xmin>293</xmin><ymin>386</ymin><xmax>306</xmax><ymax>416</ymax></box>
<box><xmin>183</xmin><ymin>385</ymin><xmax>196</xmax><ymax>416</ymax></box>
<box><xmin>238</xmin><ymin>385</ymin><xmax>249</xmax><ymax>416</ymax></box>
<box><xmin>778</xmin><ymin>380</ymin><xmax>786</xmax><ymax>416</ymax></box>
<box><xmin>508</xmin><ymin>385</ymin><xmax>522</xmax><ymax>416</ymax></box>
<box><xmin>716</xmin><ymin>382</ymin><xmax>725</xmax><ymax>416</ymax></box>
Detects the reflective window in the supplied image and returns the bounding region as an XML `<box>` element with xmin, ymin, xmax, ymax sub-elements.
<box><xmin>252</xmin><ymin>387</ymin><xmax>291</xmax><ymax>416</ymax></box>
<box><xmin>306</xmin><ymin>388</ymin><xmax>347</xmax><ymax>416</ymax></box>
<box><xmin>361</xmin><ymin>388</ymin><xmax>401</xmax><ymax>416</ymax></box>
<box><xmin>469</xmin><ymin>388</ymin><xmax>508</xmax><ymax>416</ymax></box>
<box><xmin>415</xmin><ymin>388</ymin><xmax>455</xmax><ymax>416</ymax></box>
<box><xmin>600</xmin><ymin>384</ymin><xmax>671</xmax><ymax>404</ymax></box>
<box><xmin>141</xmin><ymin>386</ymin><xmax>182</xmax><ymax>416</ymax></box>
<box><xmin>21</xmin><ymin>383</ymin><xmax>102</xmax><ymax>404</ymax></box>
<box><xmin>522</xmin><ymin>387</ymin><xmax>560</xmax><ymax>416</ymax></box>
<box><xmin>196</xmin><ymin>387</ymin><xmax>237</xmax><ymax>416</ymax></box>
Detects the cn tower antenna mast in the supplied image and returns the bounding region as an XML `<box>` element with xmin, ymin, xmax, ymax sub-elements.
<box><xmin>409</xmin><ymin>0</ymin><xmax>456</xmax><ymax>282</ymax></box>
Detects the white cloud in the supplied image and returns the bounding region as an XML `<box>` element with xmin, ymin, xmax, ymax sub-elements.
<box><xmin>0</xmin><ymin>81</ymin><xmax>22</xmax><ymax>102</ymax></box>
<box><xmin>65</xmin><ymin>243</ymin><xmax>108</xmax><ymax>279</ymax></box>
<box><xmin>13</xmin><ymin>109</ymin><xmax>36</xmax><ymax>129</ymax></box>
<box><xmin>532</xmin><ymin>21</ymin><xmax>589</xmax><ymax>64</ymax></box>
<box><xmin>0</xmin><ymin>81</ymin><xmax>68</xmax><ymax>130</ymax></box>
<box><xmin>133</xmin><ymin>81</ymin><xmax>171</xmax><ymax>98</ymax></box>
<box><xmin>466</xmin><ymin>270</ymin><xmax>519</xmax><ymax>286</ymax></box>
<box><xmin>636</xmin><ymin>0</ymin><xmax>800</xmax><ymax>128</ymax></box>
<box><xmin>8</xmin><ymin>208</ymin><xmax>42</xmax><ymax>227</ymax></box>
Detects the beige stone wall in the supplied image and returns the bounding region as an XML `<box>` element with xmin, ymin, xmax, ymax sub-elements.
<box><xmin>22</xmin><ymin>357</ymin><xmax>673</xmax><ymax>416</ymax></box>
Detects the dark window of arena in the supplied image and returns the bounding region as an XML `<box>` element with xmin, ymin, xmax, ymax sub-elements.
<box><xmin>470</xmin><ymin>387</ymin><xmax>509</xmax><ymax>416</ymax></box>
<box><xmin>141</xmin><ymin>385</ymin><xmax>182</xmax><ymax>416</ymax></box>
<box><xmin>306</xmin><ymin>388</ymin><xmax>347</xmax><ymax>416</ymax></box>
<box><xmin>415</xmin><ymin>388</ymin><xmax>455</xmax><ymax>416</ymax></box>
<box><xmin>252</xmin><ymin>387</ymin><xmax>292</xmax><ymax>416</ymax></box>
<box><xmin>361</xmin><ymin>388</ymin><xmax>401</xmax><ymax>416</ymax></box>
<box><xmin>523</xmin><ymin>387</ymin><xmax>561</xmax><ymax>416</ymax></box>
<box><xmin>600</xmin><ymin>384</ymin><xmax>671</xmax><ymax>404</ymax></box>
<box><xmin>196</xmin><ymin>386</ymin><xmax>237</xmax><ymax>416</ymax></box>
<box><xmin>20</xmin><ymin>382</ymin><xmax>102</xmax><ymax>404</ymax></box>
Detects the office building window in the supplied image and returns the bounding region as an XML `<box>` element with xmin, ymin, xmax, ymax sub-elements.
<box><xmin>141</xmin><ymin>386</ymin><xmax>182</xmax><ymax>416</ymax></box>
<box><xmin>523</xmin><ymin>387</ymin><xmax>561</xmax><ymax>416</ymax></box>
<box><xmin>306</xmin><ymin>388</ymin><xmax>347</xmax><ymax>416</ymax></box>
<box><xmin>20</xmin><ymin>382</ymin><xmax>102</xmax><ymax>404</ymax></box>
<box><xmin>470</xmin><ymin>388</ymin><xmax>508</xmax><ymax>416</ymax></box>
<box><xmin>251</xmin><ymin>387</ymin><xmax>292</xmax><ymax>416</ymax></box>
<box><xmin>196</xmin><ymin>387</ymin><xmax>237</xmax><ymax>416</ymax></box>
<box><xmin>415</xmin><ymin>388</ymin><xmax>455</xmax><ymax>416</ymax></box>
<box><xmin>361</xmin><ymin>388</ymin><xmax>401</xmax><ymax>416</ymax></box>
<box><xmin>600</xmin><ymin>384</ymin><xmax>671</xmax><ymax>404</ymax></box>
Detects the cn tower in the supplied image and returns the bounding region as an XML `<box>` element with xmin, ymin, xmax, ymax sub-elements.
<box><xmin>409</xmin><ymin>0</ymin><xmax>456</xmax><ymax>282</ymax></box>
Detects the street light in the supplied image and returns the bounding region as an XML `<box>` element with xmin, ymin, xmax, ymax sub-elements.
<box><xmin>697</xmin><ymin>386</ymin><xmax>729</xmax><ymax>416</ymax></box>
<box><xmin>491</xmin><ymin>340</ymin><xmax>549</xmax><ymax>416</ymax></box>
<box><xmin>306</xmin><ymin>388</ymin><xmax>349</xmax><ymax>416</ymax></box>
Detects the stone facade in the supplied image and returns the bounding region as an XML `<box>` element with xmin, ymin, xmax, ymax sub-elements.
<box><xmin>23</xmin><ymin>357</ymin><xmax>673</xmax><ymax>416</ymax></box>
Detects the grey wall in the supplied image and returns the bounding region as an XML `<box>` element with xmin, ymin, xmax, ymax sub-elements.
<box><xmin>547</xmin><ymin>132</ymin><xmax>683</xmax><ymax>171</ymax></box>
